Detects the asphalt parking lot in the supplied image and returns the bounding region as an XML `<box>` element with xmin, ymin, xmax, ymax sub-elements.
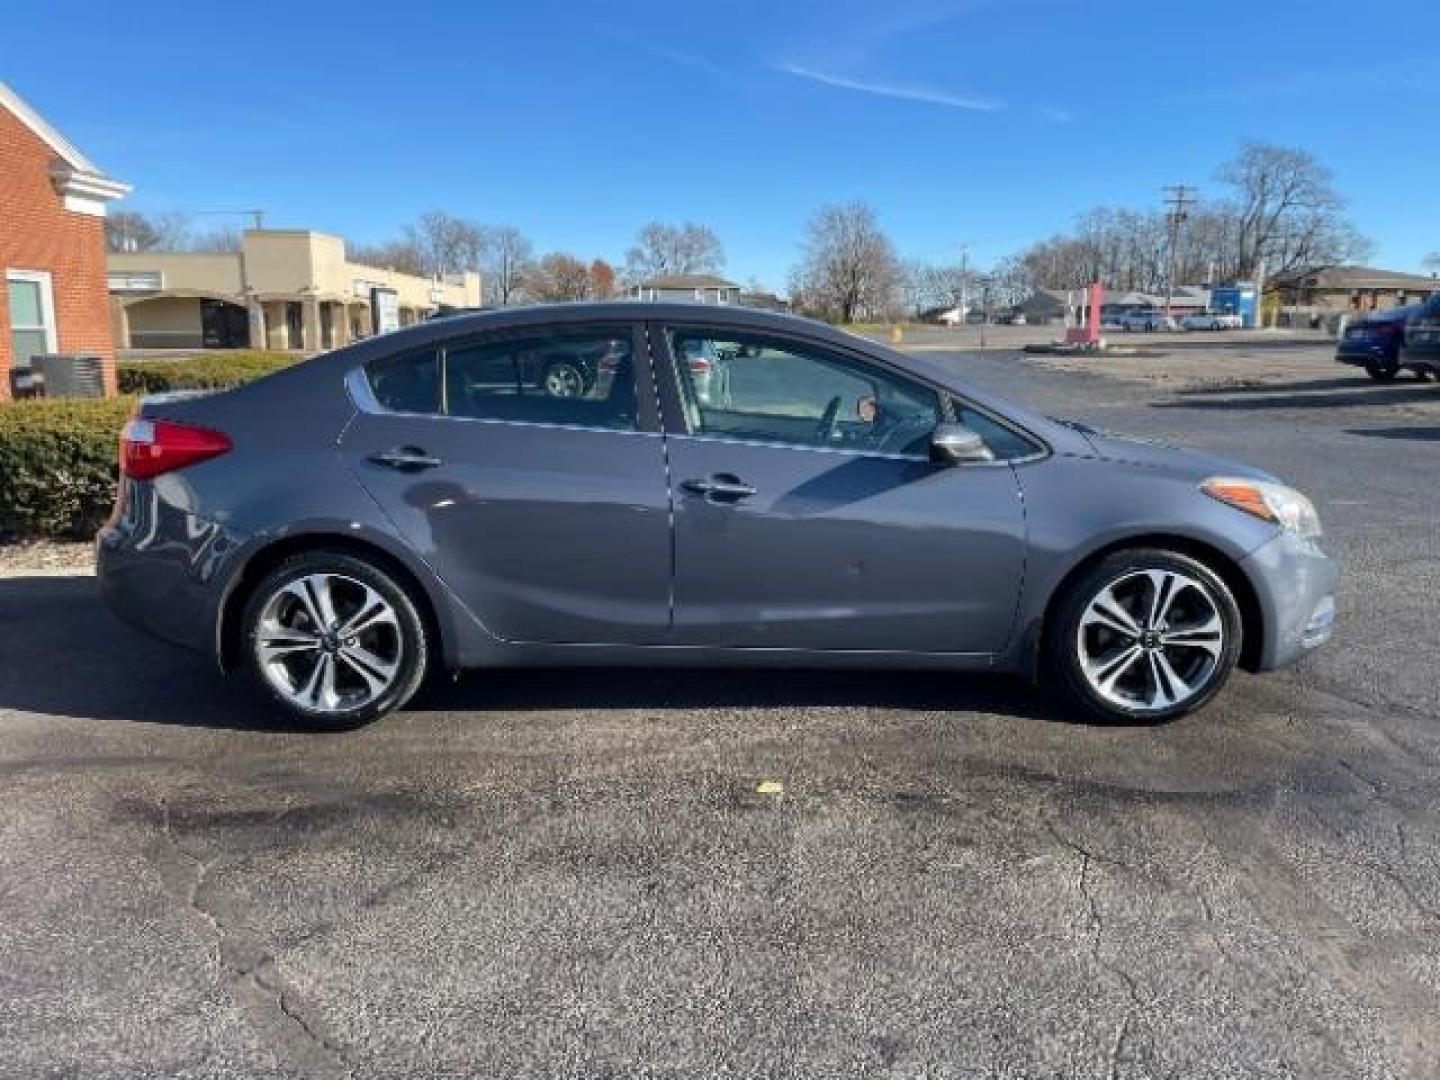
<box><xmin>2</xmin><ymin>339</ymin><xmax>1438</xmax><ymax>1078</ymax></box>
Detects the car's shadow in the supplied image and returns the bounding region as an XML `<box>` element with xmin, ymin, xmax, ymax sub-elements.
<box><xmin>1172</xmin><ymin>376</ymin><xmax>1375</xmax><ymax>395</ymax></box>
<box><xmin>1151</xmin><ymin>372</ymin><xmax>1440</xmax><ymax>411</ymax></box>
<box><xmin>1344</xmin><ymin>426</ymin><xmax>1440</xmax><ymax>442</ymax></box>
<box><xmin>0</xmin><ymin>575</ymin><xmax>1079</xmax><ymax>733</ymax></box>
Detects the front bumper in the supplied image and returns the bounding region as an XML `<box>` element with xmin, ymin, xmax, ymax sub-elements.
<box><xmin>1239</xmin><ymin>529</ymin><xmax>1339</xmax><ymax>671</ymax></box>
<box><xmin>96</xmin><ymin>477</ymin><xmax>250</xmax><ymax>658</ymax></box>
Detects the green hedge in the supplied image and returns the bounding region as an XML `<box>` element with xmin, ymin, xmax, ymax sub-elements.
<box><xmin>116</xmin><ymin>351</ymin><xmax>298</xmax><ymax>394</ymax></box>
<box><xmin>0</xmin><ymin>397</ymin><xmax>136</xmax><ymax>540</ymax></box>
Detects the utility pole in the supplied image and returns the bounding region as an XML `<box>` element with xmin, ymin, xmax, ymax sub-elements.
<box><xmin>1162</xmin><ymin>184</ymin><xmax>1195</xmax><ymax>317</ymax></box>
<box><xmin>958</xmin><ymin>243</ymin><xmax>970</xmax><ymax>331</ymax></box>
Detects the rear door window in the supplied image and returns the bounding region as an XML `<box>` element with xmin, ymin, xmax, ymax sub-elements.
<box><xmin>445</xmin><ymin>330</ymin><xmax>638</xmax><ymax>431</ymax></box>
<box><xmin>362</xmin><ymin>329</ymin><xmax>640</xmax><ymax>431</ymax></box>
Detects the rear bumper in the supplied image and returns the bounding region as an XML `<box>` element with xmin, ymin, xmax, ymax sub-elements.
<box><xmin>96</xmin><ymin>478</ymin><xmax>250</xmax><ymax>658</ymax></box>
<box><xmin>1239</xmin><ymin>530</ymin><xmax>1339</xmax><ymax>671</ymax></box>
<box><xmin>1335</xmin><ymin>345</ymin><xmax>1393</xmax><ymax>367</ymax></box>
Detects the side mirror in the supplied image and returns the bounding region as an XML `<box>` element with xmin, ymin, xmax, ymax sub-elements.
<box><xmin>929</xmin><ymin>423</ymin><xmax>995</xmax><ymax>466</ymax></box>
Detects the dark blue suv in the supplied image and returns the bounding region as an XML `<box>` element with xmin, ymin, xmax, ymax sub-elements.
<box><xmin>1337</xmin><ymin>296</ymin><xmax>1440</xmax><ymax>381</ymax></box>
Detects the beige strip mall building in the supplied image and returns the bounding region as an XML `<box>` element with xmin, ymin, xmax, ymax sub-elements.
<box><xmin>108</xmin><ymin>229</ymin><xmax>482</xmax><ymax>352</ymax></box>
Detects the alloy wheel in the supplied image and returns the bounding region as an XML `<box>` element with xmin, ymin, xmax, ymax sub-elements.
<box><xmin>1075</xmin><ymin>568</ymin><xmax>1225</xmax><ymax>714</ymax></box>
<box><xmin>254</xmin><ymin>573</ymin><xmax>403</xmax><ymax>714</ymax></box>
<box><xmin>544</xmin><ymin>363</ymin><xmax>586</xmax><ymax>398</ymax></box>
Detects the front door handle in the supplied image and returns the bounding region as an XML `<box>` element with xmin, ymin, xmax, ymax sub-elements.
<box><xmin>368</xmin><ymin>446</ymin><xmax>443</xmax><ymax>471</ymax></box>
<box><xmin>681</xmin><ymin>473</ymin><xmax>757</xmax><ymax>502</ymax></box>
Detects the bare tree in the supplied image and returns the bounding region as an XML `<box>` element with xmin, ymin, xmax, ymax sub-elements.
<box><xmin>988</xmin><ymin>255</ymin><xmax>1034</xmax><ymax>309</ymax></box>
<box><xmin>1423</xmin><ymin>252</ymin><xmax>1440</xmax><ymax>276</ymax></box>
<box><xmin>404</xmin><ymin>210</ymin><xmax>487</xmax><ymax>277</ymax></box>
<box><xmin>481</xmin><ymin>225</ymin><xmax>534</xmax><ymax>305</ymax></box>
<box><xmin>188</xmin><ymin>226</ymin><xmax>243</xmax><ymax>253</ymax></box>
<box><xmin>904</xmin><ymin>260</ymin><xmax>986</xmax><ymax>317</ymax></box>
<box><xmin>106</xmin><ymin>210</ymin><xmax>194</xmax><ymax>252</ymax></box>
<box><xmin>790</xmin><ymin>202</ymin><xmax>902</xmax><ymax>323</ymax></box>
<box><xmin>107</xmin><ymin>211</ymin><xmax>162</xmax><ymax>252</ymax></box>
<box><xmin>623</xmin><ymin>221</ymin><xmax>725</xmax><ymax>283</ymax></box>
<box><xmin>348</xmin><ymin>238</ymin><xmax>429</xmax><ymax>277</ymax></box>
<box><xmin>1217</xmin><ymin>143</ymin><xmax>1370</xmax><ymax>278</ymax></box>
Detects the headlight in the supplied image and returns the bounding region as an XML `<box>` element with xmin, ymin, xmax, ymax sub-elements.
<box><xmin>1202</xmin><ymin>477</ymin><xmax>1322</xmax><ymax>540</ymax></box>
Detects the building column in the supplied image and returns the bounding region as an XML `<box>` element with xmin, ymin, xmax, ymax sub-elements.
<box><xmin>111</xmin><ymin>299</ymin><xmax>131</xmax><ymax>351</ymax></box>
<box><xmin>264</xmin><ymin>302</ymin><xmax>287</xmax><ymax>350</ymax></box>
<box><xmin>303</xmin><ymin>293</ymin><xmax>322</xmax><ymax>353</ymax></box>
<box><xmin>330</xmin><ymin>303</ymin><xmax>348</xmax><ymax>347</ymax></box>
<box><xmin>247</xmin><ymin>295</ymin><xmax>266</xmax><ymax>350</ymax></box>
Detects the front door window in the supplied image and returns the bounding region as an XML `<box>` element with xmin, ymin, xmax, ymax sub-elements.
<box><xmin>667</xmin><ymin>329</ymin><xmax>941</xmax><ymax>458</ymax></box>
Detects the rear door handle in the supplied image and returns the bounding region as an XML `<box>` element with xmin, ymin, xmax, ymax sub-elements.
<box><xmin>681</xmin><ymin>474</ymin><xmax>757</xmax><ymax>502</ymax></box>
<box><xmin>368</xmin><ymin>446</ymin><xmax>443</xmax><ymax>471</ymax></box>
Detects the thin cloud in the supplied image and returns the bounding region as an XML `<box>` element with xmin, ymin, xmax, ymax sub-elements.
<box><xmin>587</xmin><ymin>25</ymin><xmax>726</xmax><ymax>78</ymax></box>
<box><xmin>1037</xmin><ymin>105</ymin><xmax>1073</xmax><ymax>124</ymax></box>
<box><xmin>775</xmin><ymin>62</ymin><xmax>999</xmax><ymax>111</ymax></box>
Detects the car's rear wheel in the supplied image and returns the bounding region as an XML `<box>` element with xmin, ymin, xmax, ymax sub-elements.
<box><xmin>1366</xmin><ymin>360</ymin><xmax>1399</xmax><ymax>382</ymax></box>
<box><xmin>1046</xmin><ymin>549</ymin><xmax>1243</xmax><ymax>724</ymax></box>
<box><xmin>241</xmin><ymin>551</ymin><xmax>429</xmax><ymax>729</ymax></box>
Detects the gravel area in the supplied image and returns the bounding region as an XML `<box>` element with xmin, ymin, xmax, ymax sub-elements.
<box><xmin>0</xmin><ymin>539</ymin><xmax>94</xmax><ymax>577</ymax></box>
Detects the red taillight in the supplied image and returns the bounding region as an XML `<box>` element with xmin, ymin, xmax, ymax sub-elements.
<box><xmin>689</xmin><ymin>357</ymin><xmax>712</xmax><ymax>373</ymax></box>
<box><xmin>120</xmin><ymin>419</ymin><xmax>232</xmax><ymax>480</ymax></box>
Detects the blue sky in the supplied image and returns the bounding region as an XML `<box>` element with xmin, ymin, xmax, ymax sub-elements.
<box><xmin>7</xmin><ymin>0</ymin><xmax>1437</xmax><ymax>289</ymax></box>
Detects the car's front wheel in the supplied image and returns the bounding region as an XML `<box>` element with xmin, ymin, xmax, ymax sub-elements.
<box><xmin>241</xmin><ymin>551</ymin><xmax>430</xmax><ymax>729</ymax></box>
<box><xmin>1046</xmin><ymin>549</ymin><xmax>1243</xmax><ymax>724</ymax></box>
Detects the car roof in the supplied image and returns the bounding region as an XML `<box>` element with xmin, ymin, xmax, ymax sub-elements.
<box><xmin>1355</xmin><ymin>305</ymin><xmax>1419</xmax><ymax>323</ymax></box>
<box><xmin>322</xmin><ymin>302</ymin><xmax>870</xmax><ymax>364</ymax></box>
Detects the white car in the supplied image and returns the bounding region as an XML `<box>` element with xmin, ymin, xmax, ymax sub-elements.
<box><xmin>1118</xmin><ymin>311</ymin><xmax>1179</xmax><ymax>332</ymax></box>
<box><xmin>1181</xmin><ymin>312</ymin><xmax>1244</xmax><ymax>331</ymax></box>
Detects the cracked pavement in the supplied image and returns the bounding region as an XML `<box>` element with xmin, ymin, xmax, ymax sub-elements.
<box><xmin>1</xmin><ymin>341</ymin><xmax>1437</xmax><ymax>1078</ymax></box>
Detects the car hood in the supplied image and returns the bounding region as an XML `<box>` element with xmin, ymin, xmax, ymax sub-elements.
<box><xmin>1074</xmin><ymin>426</ymin><xmax>1275</xmax><ymax>483</ymax></box>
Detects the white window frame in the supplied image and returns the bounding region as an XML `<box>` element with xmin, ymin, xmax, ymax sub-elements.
<box><xmin>7</xmin><ymin>269</ymin><xmax>59</xmax><ymax>360</ymax></box>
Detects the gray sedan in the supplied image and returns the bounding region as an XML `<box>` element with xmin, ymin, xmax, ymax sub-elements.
<box><xmin>98</xmin><ymin>304</ymin><xmax>1337</xmax><ymax>728</ymax></box>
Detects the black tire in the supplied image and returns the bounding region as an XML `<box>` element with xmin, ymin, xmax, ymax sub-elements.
<box><xmin>1044</xmin><ymin>548</ymin><xmax>1243</xmax><ymax>725</ymax></box>
<box><xmin>1414</xmin><ymin>368</ymin><xmax>1438</xmax><ymax>382</ymax></box>
<box><xmin>1366</xmin><ymin>361</ymin><xmax>1399</xmax><ymax>382</ymax></box>
<box><xmin>240</xmin><ymin>551</ymin><xmax>430</xmax><ymax>729</ymax></box>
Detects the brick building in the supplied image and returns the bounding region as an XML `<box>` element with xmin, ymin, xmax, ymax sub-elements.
<box><xmin>1</xmin><ymin>82</ymin><xmax>130</xmax><ymax>399</ymax></box>
<box><xmin>1270</xmin><ymin>266</ymin><xmax>1440</xmax><ymax>315</ymax></box>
